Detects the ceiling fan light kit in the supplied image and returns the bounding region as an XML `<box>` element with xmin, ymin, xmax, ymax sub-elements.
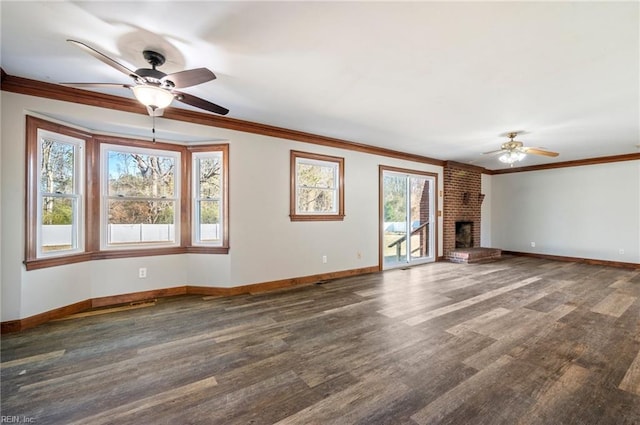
<box><xmin>498</xmin><ymin>151</ymin><xmax>526</xmax><ymax>164</ymax></box>
<box><xmin>132</xmin><ymin>85</ymin><xmax>174</xmax><ymax>110</ymax></box>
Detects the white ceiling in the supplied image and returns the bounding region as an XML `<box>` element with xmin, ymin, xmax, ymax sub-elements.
<box><xmin>1</xmin><ymin>1</ymin><xmax>639</xmax><ymax>169</ymax></box>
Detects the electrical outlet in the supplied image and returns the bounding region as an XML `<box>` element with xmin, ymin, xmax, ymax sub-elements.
<box><xmin>530</xmin><ymin>242</ymin><xmax>536</xmax><ymax>248</ymax></box>
<box><xmin>138</xmin><ymin>267</ymin><xmax>147</xmax><ymax>278</ymax></box>
<box><xmin>322</xmin><ymin>255</ymin><xmax>327</xmax><ymax>264</ymax></box>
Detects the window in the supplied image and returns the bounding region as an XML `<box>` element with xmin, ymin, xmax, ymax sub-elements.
<box><xmin>101</xmin><ymin>144</ymin><xmax>180</xmax><ymax>249</ymax></box>
<box><xmin>290</xmin><ymin>150</ymin><xmax>344</xmax><ymax>221</ymax></box>
<box><xmin>25</xmin><ymin>116</ymin><xmax>229</xmax><ymax>270</ymax></box>
<box><xmin>192</xmin><ymin>148</ymin><xmax>226</xmax><ymax>246</ymax></box>
<box><xmin>35</xmin><ymin>129</ymin><xmax>85</xmax><ymax>257</ymax></box>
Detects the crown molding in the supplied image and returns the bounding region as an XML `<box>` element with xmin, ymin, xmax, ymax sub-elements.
<box><xmin>3</xmin><ymin>70</ymin><xmax>637</xmax><ymax>174</ymax></box>
<box><xmin>443</xmin><ymin>161</ymin><xmax>487</xmax><ymax>174</ymax></box>
<box><xmin>0</xmin><ymin>70</ymin><xmax>444</xmax><ymax>167</ymax></box>
<box><xmin>491</xmin><ymin>153</ymin><xmax>640</xmax><ymax>175</ymax></box>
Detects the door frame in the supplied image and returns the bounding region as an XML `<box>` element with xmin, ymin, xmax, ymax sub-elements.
<box><xmin>379</xmin><ymin>165</ymin><xmax>439</xmax><ymax>270</ymax></box>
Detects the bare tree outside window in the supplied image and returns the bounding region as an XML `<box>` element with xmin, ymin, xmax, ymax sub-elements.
<box><xmin>290</xmin><ymin>150</ymin><xmax>344</xmax><ymax>221</ymax></box>
<box><xmin>25</xmin><ymin>116</ymin><xmax>230</xmax><ymax>270</ymax></box>
<box><xmin>105</xmin><ymin>147</ymin><xmax>179</xmax><ymax>246</ymax></box>
<box><xmin>38</xmin><ymin>136</ymin><xmax>82</xmax><ymax>253</ymax></box>
<box><xmin>194</xmin><ymin>152</ymin><xmax>223</xmax><ymax>244</ymax></box>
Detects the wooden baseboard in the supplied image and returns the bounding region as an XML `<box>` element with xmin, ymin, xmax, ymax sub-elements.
<box><xmin>1</xmin><ymin>300</ymin><xmax>92</xmax><ymax>334</ymax></box>
<box><xmin>1</xmin><ymin>266</ymin><xmax>380</xmax><ymax>333</ymax></box>
<box><xmin>91</xmin><ymin>287</ymin><xmax>188</xmax><ymax>308</ymax></box>
<box><xmin>503</xmin><ymin>250</ymin><xmax>640</xmax><ymax>270</ymax></box>
<box><xmin>188</xmin><ymin>265</ymin><xmax>380</xmax><ymax>297</ymax></box>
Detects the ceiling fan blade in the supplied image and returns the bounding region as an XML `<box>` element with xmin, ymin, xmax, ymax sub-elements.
<box><xmin>482</xmin><ymin>149</ymin><xmax>504</xmax><ymax>155</ymax></box>
<box><xmin>524</xmin><ymin>147</ymin><xmax>559</xmax><ymax>157</ymax></box>
<box><xmin>163</xmin><ymin>68</ymin><xmax>216</xmax><ymax>89</ymax></box>
<box><xmin>174</xmin><ymin>91</ymin><xmax>229</xmax><ymax>115</ymax></box>
<box><xmin>67</xmin><ymin>39</ymin><xmax>141</xmax><ymax>80</ymax></box>
<box><xmin>60</xmin><ymin>82</ymin><xmax>132</xmax><ymax>89</ymax></box>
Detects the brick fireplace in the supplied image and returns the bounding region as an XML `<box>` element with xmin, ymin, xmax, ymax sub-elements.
<box><xmin>443</xmin><ymin>161</ymin><xmax>483</xmax><ymax>258</ymax></box>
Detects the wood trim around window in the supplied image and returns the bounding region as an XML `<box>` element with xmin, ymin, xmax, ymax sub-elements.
<box><xmin>290</xmin><ymin>150</ymin><xmax>345</xmax><ymax>221</ymax></box>
<box><xmin>188</xmin><ymin>144</ymin><xmax>230</xmax><ymax>250</ymax></box>
<box><xmin>24</xmin><ymin>116</ymin><xmax>230</xmax><ymax>271</ymax></box>
<box><xmin>25</xmin><ymin>116</ymin><xmax>93</xmax><ymax>269</ymax></box>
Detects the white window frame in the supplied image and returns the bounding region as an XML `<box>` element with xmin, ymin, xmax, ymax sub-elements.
<box><xmin>290</xmin><ymin>150</ymin><xmax>345</xmax><ymax>221</ymax></box>
<box><xmin>35</xmin><ymin>129</ymin><xmax>85</xmax><ymax>258</ymax></box>
<box><xmin>192</xmin><ymin>151</ymin><xmax>224</xmax><ymax>246</ymax></box>
<box><xmin>100</xmin><ymin>143</ymin><xmax>181</xmax><ymax>250</ymax></box>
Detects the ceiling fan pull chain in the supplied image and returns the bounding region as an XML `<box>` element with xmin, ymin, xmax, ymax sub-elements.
<box><xmin>152</xmin><ymin>111</ymin><xmax>156</xmax><ymax>143</ymax></box>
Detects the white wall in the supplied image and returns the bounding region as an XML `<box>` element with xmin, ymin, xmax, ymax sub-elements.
<box><xmin>0</xmin><ymin>92</ymin><xmax>443</xmax><ymax>321</ymax></box>
<box><xmin>480</xmin><ymin>173</ymin><xmax>492</xmax><ymax>247</ymax></box>
<box><xmin>490</xmin><ymin>161</ymin><xmax>640</xmax><ymax>263</ymax></box>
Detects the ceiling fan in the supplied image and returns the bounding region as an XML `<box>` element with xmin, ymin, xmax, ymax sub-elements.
<box><xmin>61</xmin><ymin>39</ymin><xmax>229</xmax><ymax>116</ymax></box>
<box><xmin>483</xmin><ymin>131</ymin><xmax>559</xmax><ymax>165</ymax></box>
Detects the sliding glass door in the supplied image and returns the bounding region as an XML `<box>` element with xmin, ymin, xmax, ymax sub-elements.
<box><xmin>381</xmin><ymin>168</ymin><xmax>436</xmax><ymax>269</ymax></box>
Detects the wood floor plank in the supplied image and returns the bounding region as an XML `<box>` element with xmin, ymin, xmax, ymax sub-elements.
<box><xmin>446</xmin><ymin>307</ymin><xmax>512</xmax><ymax>336</ymax></box>
<box><xmin>410</xmin><ymin>355</ymin><xmax>516</xmax><ymax>425</ymax></box>
<box><xmin>517</xmin><ymin>363</ymin><xmax>591</xmax><ymax>425</ymax></box>
<box><xmin>2</xmin><ymin>258</ymin><xmax>639</xmax><ymax>424</ymax></box>
<box><xmin>274</xmin><ymin>374</ymin><xmax>412</xmax><ymax>424</ymax></box>
<box><xmin>591</xmin><ymin>292</ymin><xmax>637</xmax><ymax>317</ymax></box>
<box><xmin>0</xmin><ymin>350</ymin><xmax>65</xmax><ymax>369</ymax></box>
<box><xmin>66</xmin><ymin>376</ymin><xmax>217</xmax><ymax>425</ymax></box>
<box><xmin>403</xmin><ymin>276</ymin><xmax>542</xmax><ymax>326</ymax></box>
<box><xmin>619</xmin><ymin>349</ymin><xmax>640</xmax><ymax>396</ymax></box>
<box><xmin>377</xmin><ymin>294</ymin><xmax>452</xmax><ymax>318</ymax></box>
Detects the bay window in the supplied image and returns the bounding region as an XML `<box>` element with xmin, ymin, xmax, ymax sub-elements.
<box><xmin>25</xmin><ymin>116</ymin><xmax>229</xmax><ymax>271</ymax></box>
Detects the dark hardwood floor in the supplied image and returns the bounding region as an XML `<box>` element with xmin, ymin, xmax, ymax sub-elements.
<box><xmin>2</xmin><ymin>256</ymin><xmax>639</xmax><ymax>424</ymax></box>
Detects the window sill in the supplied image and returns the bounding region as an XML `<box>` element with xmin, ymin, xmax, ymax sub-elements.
<box><xmin>24</xmin><ymin>253</ymin><xmax>94</xmax><ymax>271</ymax></box>
<box><xmin>289</xmin><ymin>214</ymin><xmax>345</xmax><ymax>222</ymax></box>
<box><xmin>24</xmin><ymin>246</ymin><xmax>230</xmax><ymax>271</ymax></box>
<box><xmin>185</xmin><ymin>246</ymin><xmax>230</xmax><ymax>254</ymax></box>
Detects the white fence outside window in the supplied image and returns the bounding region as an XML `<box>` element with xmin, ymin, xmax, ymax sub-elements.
<box><xmin>42</xmin><ymin>224</ymin><xmax>220</xmax><ymax>245</ymax></box>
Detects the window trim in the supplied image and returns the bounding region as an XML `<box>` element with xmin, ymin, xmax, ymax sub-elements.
<box><xmin>35</xmin><ymin>128</ymin><xmax>86</xmax><ymax>258</ymax></box>
<box><xmin>100</xmin><ymin>142</ymin><xmax>182</xmax><ymax>251</ymax></box>
<box><xmin>24</xmin><ymin>116</ymin><xmax>229</xmax><ymax>271</ymax></box>
<box><xmin>25</xmin><ymin>117</ymin><xmax>93</xmax><ymax>269</ymax></box>
<box><xmin>290</xmin><ymin>150</ymin><xmax>345</xmax><ymax>221</ymax></box>
<box><xmin>189</xmin><ymin>145</ymin><xmax>229</xmax><ymax>249</ymax></box>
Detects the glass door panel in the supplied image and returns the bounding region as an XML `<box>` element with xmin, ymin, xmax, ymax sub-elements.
<box><xmin>382</xmin><ymin>170</ymin><xmax>435</xmax><ymax>270</ymax></box>
<box><xmin>383</xmin><ymin>174</ymin><xmax>408</xmax><ymax>269</ymax></box>
<box><xmin>409</xmin><ymin>176</ymin><xmax>432</xmax><ymax>261</ymax></box>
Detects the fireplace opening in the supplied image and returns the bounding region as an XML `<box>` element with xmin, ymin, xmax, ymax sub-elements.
<box><xmin>455</xmin><ymin>221</ymin><xmax>473</xmax><ymax>248</ymax></box>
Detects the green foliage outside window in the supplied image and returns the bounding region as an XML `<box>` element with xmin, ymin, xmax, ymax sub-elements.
<box><xmin>40</xmin><ymin>140</ymin><xmax>75</xmax><ymax>225</ymax></box>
